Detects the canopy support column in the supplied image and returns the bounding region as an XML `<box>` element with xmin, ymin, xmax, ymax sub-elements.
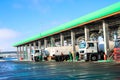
<box><xmin>71</xmin><ymin>30</ymin><xmax>76</xmax><ymax>61</ymax></box>
<box><xmin>28</xmin><ymin>44</ymin><xmax>32</xmax><ymax>61</ymax></box>
<box><xmin>84</xmin><ymin>26</ymin><xmax>89</xmax><ymax>41</ymax></box>
<box><xmin>60</xmin><ymin>33</ymin><xmax>64</xmax><ymax>46</ymax></box>
<box><xmin>33</xmin><ymin>42</ymin><xmax>37</xmax><ymax>49</ymax></box>
<box><xmin>44</xmin><ymin>38</ymin><xmax>47</xmax><ymax>48</ymax></box>
<box><xmin>103</xmin><ymin>20</ymin><xmax>109</xmax><ymax>58</ymax></box>
<box><xmin>51</xmin><ymin>37</ymin><xmax>55</xmax><ymax>47</ymax></box>
<box><xmin>22</xmin><ymin>46</ymin><xmax>25</xmax><ymax>60</ymax></box>
<box><xmin>17</xmin><ymin>47</ymin><xmax>20</xmax><ymax>61</ymax></box>
<box><xmin>25</xmin><ymin>45</ymin><xmax>28</xmax><ymax>60</ymax></box>
<box><xmin>38</xmin><ymin>40</ymin><xmax>41</xmax><ymax>49</ymax></box>
<box><xmin>19</xmin><ymin>46</ymin><xmax>22</xmax><ymax>61</ymax></box>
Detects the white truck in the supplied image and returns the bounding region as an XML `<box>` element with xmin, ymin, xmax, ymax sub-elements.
<box><xmin>31</xmin><ymin>49</ymin><xmax>41</xmax><ymax>61</ymax></box>
<box><xmin>45</xmin><ymin>46</ymin><xmax>73</xmax><ymax>61</ymax></box>
<box><xmin>78</xmin><ymin>40</ymin><xmax>114</xmax><ymax>61</ymax></box>
<box><xmin>78</xmin><ymin>41</ymin><xmax>103</xmax><ymax>61</ymax></box>
<box><xmin>32</xmin><ymin>49</ymin><xmax>49</xmax><ymax>62</ymax></box>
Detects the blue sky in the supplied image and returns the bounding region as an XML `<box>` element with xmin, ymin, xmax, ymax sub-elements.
<box><xmin>0</xmin><ymin>0</ymin><xmax>120</xmax><ymax>51</ymax></box>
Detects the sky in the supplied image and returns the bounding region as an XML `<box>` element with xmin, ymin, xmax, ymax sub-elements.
<box><xmin>0</xmin><ymin>0</ymin><xmax>120</xmax><ymax>51</ymax></box>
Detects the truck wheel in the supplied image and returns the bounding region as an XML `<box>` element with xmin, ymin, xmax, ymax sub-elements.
<box><xmin>55</xmin><ymin>56</ymin><xmax>58</xmax><ymax>62</ymax></box>
<box><xmin>91</xmin><ymin>55</ymin><xmax>98</xmax><ymax>61</ymax></box>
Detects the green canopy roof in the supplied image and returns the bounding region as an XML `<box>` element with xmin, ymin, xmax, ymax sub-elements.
<box><xmin>13</xmin><ymin>2</ymin><xmax>120</xmax><ymax>47</ymax></box>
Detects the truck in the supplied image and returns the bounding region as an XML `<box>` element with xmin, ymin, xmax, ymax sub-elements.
<box><xmin>78</xmin><ymin>39</ymin><xmax>115</xmax><ymax>61</ymax></box>
<box><xmin>45</xmin><ymin>46</ymin><xmax>73</xmax><ymax>62</ymax></box>
<box><xmin>78</xmin><ymin>41</ymin><xmax>104</xmax><ymax>61</ymax></box>
<box><xmin>32</xmin><ymin>49</ymin><xmax>49</xmax><ymax>62</ymax></box>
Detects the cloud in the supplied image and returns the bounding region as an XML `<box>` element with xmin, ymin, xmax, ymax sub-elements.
<box><xmin>0</xmin><ymin>41</ymin><xmax>16</xmax><ymax>51</ymax></box>
<box><xmin>0</xmin><ymin>28</ymin><xmax>19</xmax><ymax>51</ymax></box>
<box><xmin>0</xmin><ymin>28</ymin><xmax>18</xmax><ymax>39</ymax></box>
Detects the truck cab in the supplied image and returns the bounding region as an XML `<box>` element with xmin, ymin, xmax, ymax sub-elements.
<box><xmin>79</xmin><ymin>41</ymin><xmax>102</xmax><ymax>61</ymax></box>
<box><xmin>32</xmin><ymin>49</ymin><xmax>43</xmax><ymax>62</ymax></box>
<box><xmin>79</xmin><ymin>41</ymin><xmax>98</xmax><ymax>54</ymax></box>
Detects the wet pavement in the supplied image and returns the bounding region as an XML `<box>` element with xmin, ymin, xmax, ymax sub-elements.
<box><xmin>0</xmin><ymin>61</ymin><xmax>120</xmax><ymax>80</ymax></box>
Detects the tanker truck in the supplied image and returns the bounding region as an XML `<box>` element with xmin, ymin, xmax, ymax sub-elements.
<box><xmin>45</xmin><ymin>46</ymin><xmax>72</xmax><ymax>62</ymax></box>
<box><xmin>78</xmin><ymin>37</ymin><xmax>114</xmax><ymax>61</ymax></box>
